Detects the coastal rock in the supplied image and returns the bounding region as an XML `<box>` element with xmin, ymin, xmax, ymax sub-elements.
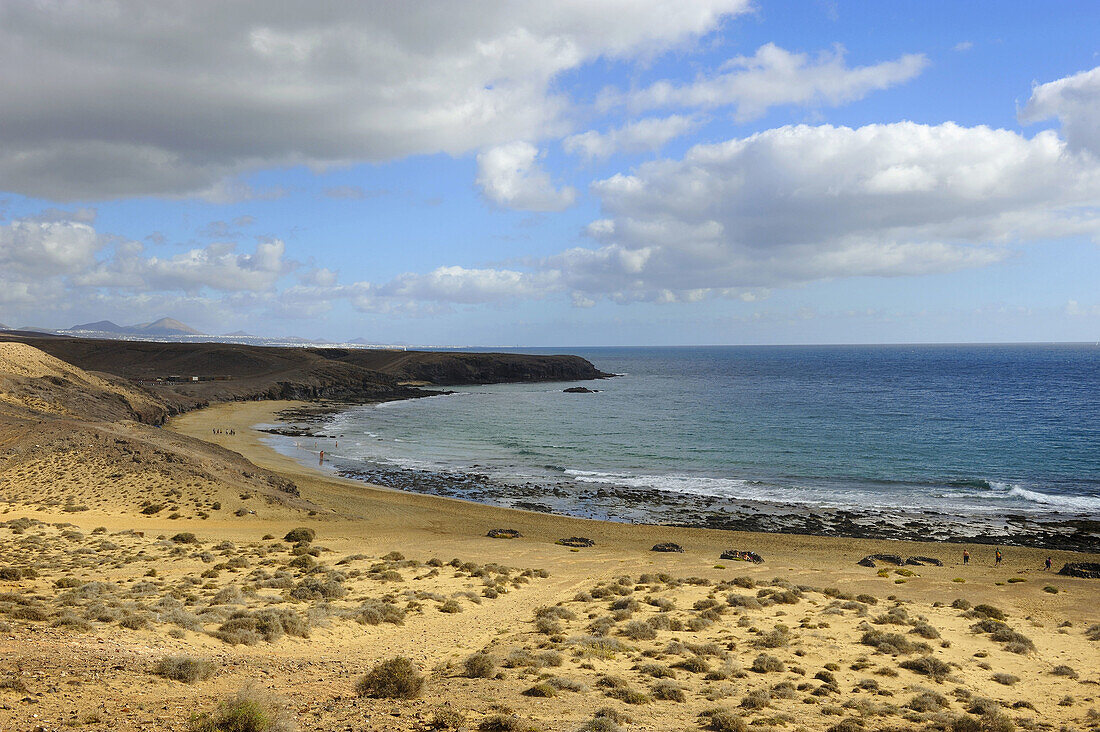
<box><xmin>486</xmin><ymin>528</ymin><xmax>522</xmax><ymax>539</ymax></box>
<box><xmin>563</xmin><ymin>386</ymin><xmax>598</xmax><ymax>393</ymax></box>
<box><xmin>1058</xmin><ymin>562</ymin><xmax>1100</xmax><ymax>579</ymax></box>
<box><xmin>858</xmin><ymin>553</ymin><xmax>905</xmax><ymax>568</ymax></box>
<box><xmin>651</xmin><ymin>542</ymin><xmax>684</xmax><ymax>553</ymax></box>
<box><xmin>905</xmin><ymin>555</ymin><xmax>943</xmax><ymax>566</ymax></box>
<box><xmin>720</xmin><ymin>550</ymin><xmax>763</xmax><ymax>564</ymax></box>
<box><xmin>556</xmin><ymin>536</ymin><xmax>595</xmax><ymax>547</ymax></box>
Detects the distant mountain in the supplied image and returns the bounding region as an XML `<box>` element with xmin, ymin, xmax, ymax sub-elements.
<box><xmin>0</xmin><ymin>322</ymin><xmax>9</xmax><ymax>331</ymax></box>
<box><xmin>17</xmin><ymin>326</ymin><xmax>58</xmax><ymax>334</ymax></box>
<box><xmin>136</xmin><ymin>317</ymin><xmax>202</xmax><ymax>336</ymax></box>
<box><xmin>223</xmin><ymin>330</ymin><xmax>253</xmax><ymax>337</ymax></box>
<box><xmin>65</xmin><ymin>317</ymin><xmax>203</xmax><ymax>337</ymax></box>
<box><xmin>70</xmin><ymin>320</ymin><xmax>129</xmax><ymax>333</ymax></box>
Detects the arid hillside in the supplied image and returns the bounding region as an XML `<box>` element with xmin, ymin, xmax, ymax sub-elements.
<box><xmin>0</xmin><ymin>332</ymin><xmax>610</xmax><ymax>413</ymax></box>
<box><xmin>0</xmin><ymin>343</ymin><xmax>310</xmax><ymax>518</ymax></box>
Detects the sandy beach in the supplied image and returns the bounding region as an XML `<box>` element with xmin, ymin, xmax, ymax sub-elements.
<box><xmin>0</xmin><ymin>388</ymin><xmax>1094</xmax><ymax>731</ymax></box>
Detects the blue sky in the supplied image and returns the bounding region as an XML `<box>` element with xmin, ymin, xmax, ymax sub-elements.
<box><xmin>1</xmin><ymin>1</ymin><xmax>1098</xmax><ymax>345</ymax></box>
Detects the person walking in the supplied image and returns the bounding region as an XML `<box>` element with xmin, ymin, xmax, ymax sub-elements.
<box><xmin>1044</xmin><ymin>556</ymin><xmax>1053</xmax><ymax>571</ymax></box>
<box><xmin>994</xmin><ymin>549</ymin><xmax>1003</xmax><ymax>566</ymax></box>
<box><xmin>962</xmin><ymin>549</ymin><xmax>970</xmax><ymax>565</ymax></box>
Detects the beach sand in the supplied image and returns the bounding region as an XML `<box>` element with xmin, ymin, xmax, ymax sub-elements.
<box><xmin>0</xmin><ymin>398</ymin><xmax>1096</xmax><ymax>731</ymax></box>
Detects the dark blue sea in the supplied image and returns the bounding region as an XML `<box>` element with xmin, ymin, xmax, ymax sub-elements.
<box><xmin>269</xmin><ymin>344</ymin><xmax>1100</xmax><ymax>533</ymax></box>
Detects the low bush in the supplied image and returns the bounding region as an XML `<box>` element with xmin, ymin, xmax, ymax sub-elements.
<box><xmin>1051</xmin><ymin>665</ymin><xmax>1078</xmax><ymax>679</ymax></box>
<box><xmin>900</xmin><ymin>656</ymin><xmax>952</xmax><ymax>682</ymax></box>
<box><xmin>860</xmin><ymin>630</ymin><xmax>927</xmax><ymax>655</ymax></box>
<box><xmin>464</xmin><ymin>652</ymin><xmax>495</xmax><ymax>679</ymax></box>
<box><xmin>751</xmin><ymin>654</ymin><xmax>784</xmax><ymax>673</ymax></box>
<box><xmin>187</xmin><ymin>685</ymin><xmax>293</xmax><ymax>732</ymax></box>
<box><xmin>702</xmin><ymin>707</ymin><xmax>747</xmax><ymax>732</ymax></box>
<box><xmin>652</xmin><ymin>680</ymin><xmax>685</xmax><ymax>701</ymax></box>
<box><xmin>350</xmin><ymin>599</ymin><xmax>405</xmax><ymax>626</ymax></box>
<box><xmin>155</xmin><ymin>655</ymin><xmax>216</xmax><ymax>684</ymax></box>
<box><xmin>971</xmin><ymin>604</ymin><xmax>1006</xmax><ymax>621</ymax></box>
<box><xmin>355</xmin><ymin>657</ymin><xmax>423</xmax><ymax>699</ymax></box>
<box><xmin>283</xmin><ymin>527</ymin><xmax>315</xmax><ymax>543</ymax></box>
<box><xmin>522</xmin><ymin>682</ymin><xmax>556</xmax><ymax>697</ymax></box>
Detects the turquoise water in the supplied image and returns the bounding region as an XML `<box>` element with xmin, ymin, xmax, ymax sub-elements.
<box><xmin>295</xmin><ymin>345</ymin><xmax>1100</xmax><ymax>521</ymax></box>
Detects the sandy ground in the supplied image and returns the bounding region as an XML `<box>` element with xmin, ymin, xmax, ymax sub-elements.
<box><xmin>0</xmin><ymin>398</ymin><xmax>1095</xmax><ymax>732</ymax></box>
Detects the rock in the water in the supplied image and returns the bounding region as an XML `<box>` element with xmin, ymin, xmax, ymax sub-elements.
<box><xmin>720</xmin><ymin>549</ymin><xmax>763</xmax><ymax>564</ymax></box>
<box><xmin>556</xmin><ymin>536</ymin><xmax>595</xmax><ymax>547</ymax></box>
<box><xmin>563</xmin><ymin>386</ymin><xmax>598</xmax><ymax>393</ymax></box>
<box><xmin>858</xmin><ymin>553</ymin><xmax>904</xmax><ymax>568</ymax></box>
<box><xmin>905</xmin><ymin>555</ymin><xmax>943</xmax><ymax>566</ymax></box>
<box><xmin>1058</xmin><ymin>562</ymin><xmax>1100</xmax><ymax>579</ymax></box>
<box><xmin>651</xmin><ymin>542</ymin><xmax>684</xmax><ymax>553</ymax></box>
<box><xmin>486</xmin><ymin>528</ymin><xmax>522</xmax><ymax>539</ymax></box>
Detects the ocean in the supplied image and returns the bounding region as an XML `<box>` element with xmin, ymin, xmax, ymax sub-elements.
<box><xmin>265</xmin><ymin>344</ymin><xmax>1100</xmax><ymax>545</ymax></box>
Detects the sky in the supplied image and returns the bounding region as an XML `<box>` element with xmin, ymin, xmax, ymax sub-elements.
<box><xmin>1</xmin><ymin>1</ymin><xmax>1099</xmax><ymax>346</ymax></box>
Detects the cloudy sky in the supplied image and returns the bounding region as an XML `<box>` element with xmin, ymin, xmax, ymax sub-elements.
<box><xmin>1</xmin><ymin>1</ymin><xmax>1099</xmax><ymax>345</ymax></box>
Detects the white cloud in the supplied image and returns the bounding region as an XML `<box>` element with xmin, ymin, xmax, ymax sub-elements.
<box><xmin>1065</xmin><ymin>300</ymin><xmax>1100</xmax><ymax>317</ymax></box>
<box><xmin>0</xmin><ymin>1</ymin><xmax>750</xmax><ymax>201</ymax></box>
<box><xmin>602</xmin><ymin>43</ymin><xmax>928</xmax><ymax>121</ymax></box>
<box><xmin>78</xmin><ymin>240</ymin><xmax>290</xmax><ymax>294</ymax></box>
<box><xmin>476</xmin><ymin>142</ymin><xmax>576</xmax><ymax>211</ymax></box>
<box><xmin>1020</xmin><ymin>65</ymin><xmax>1100</xmax><ymax>156</ymax></box>
<box><xmin>563</xmin><ymin>115</ymin><xmax>700</xmax><ymax>160</ymax></box>
<box><xmin>362</xmin><ymin>266</ymin><xmax>560</xmax><ymax>311</ymax></box>
<box><xmin>568</xmin><ymin>120</ymin><xmax>1100</xmax><ymax>300</ymax></box>
<box><xmin>954</xmin><ymin>41</ymin><xmax>974</xmax><ymax>52</ymax></box>
<box><xmin>0</xmin><ymin>220</ymin><xmax>101</xmax><ymax>276</ymax></box>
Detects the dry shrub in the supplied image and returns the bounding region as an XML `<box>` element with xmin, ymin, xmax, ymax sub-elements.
<box><xmin>908</xmin><ymin>690</ymin><xmax>949</xmax><ymax>712</ymax></box>
<box><xmin>429</xmin><ymin>706</ymin><xmax>466</xmax><ymax>730</ymax></box>
<box><xmin>283</xmin><ymin>528</ymin><xmax>315</xmax><ymax>543</ymax></box>
<box><xmin>477</xmin><ymin>715</ymin><xmax>526</xmax><ymax>732</ymax></box>
<box><xmin>187</xmin><ymin>685</ymin><xmax>294</xmax><ymax>732</ymax></box>
<box><xmin>971</xmin><ymin>604</ymin><xmax>1006</xmax><ymax>621</ymax></box>
<box><xmin>356</xmin><ymin>657</ymin><xmax>423</xmax><ymax>699</ymax></box>
<box><xmin>751</xmin><ymin>654</ymin><xmax>784</xmax><ymax>673</ymax></box>
<box><xmin>154</xmin><ymin>655</ymin><xmax>215</xmax><ymax>684</ymax></box>
<box><xmin>464</xmin><ymin>652</ymin><xmax>495</xmax><ymax>679</ymax></box>
<box><xmin>860</xmin><ymin>630</ymin><xmax>927</xmax><ymax>655</ymax></box>
<box><xmin>652</xmin><ymin>680</ymin><xmax>685</xmax><ymax>701</ymax></box>
<box><xmin>910</xmin><ymin>622</ymin><xmax>940</xmax><ymax>639</ymax></box>
<box><xmin>900</xmin><ymin>656</ymin><xmax>952</xmax><ymax>682</ymax></box>
<box><xmin>637</xmin><ymin>663</ymin><xmax>675</xmax><ymax>678</ymax></box>
<box><xmin>213</xmin><ymin>608</ymin><xmax>309</xmax><ymax>645</ymax></box>
<box><xmin>289</xmin><ymin>575</ymin><xmax>346</xmax><ymax>601</ymax></box>
<box><xmin>1051</xmin><ymin>665</ymin><xmax>1078</xmax><ymax>679</ymax></box>
<box><xmin>522</xmin><ymin>682</ymin><xmax>556</xmax><ymax>697</ymax></box>
<box><xmin>350</xmin><ymin>599</ymin><xmax>404</xmax><ymax>626</ymax></box>
<box><xmin>702</xmin><ymin>707</ymin><xmax>747</xmax><ymax>732</ymax></box>
<box><xmin>620</xmin><ymin>620</ymin><xmax>656</xmax><ymax>640</ymax></box>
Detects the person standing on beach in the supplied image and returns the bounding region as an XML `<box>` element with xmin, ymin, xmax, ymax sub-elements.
<box><xmin>963</xmin><ymin>549</ymin><xmax>970</xmax><ymax>565</ymax></box>
<box><xmin>995</xmin><ymin>549</ymin><xmax>1002</xmax><ymax>566</ymax></box>
<box><xmin>1045</xmin><ymin>556</ymin><xmax>1053</xmax><ymax>571</ymax></box>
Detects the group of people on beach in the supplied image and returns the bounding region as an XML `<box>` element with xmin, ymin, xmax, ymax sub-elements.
<box><xmin>211</xmin><ymin>428</ymin><xmax>236</xmax><ymax>435</ymax></box>
<box><xmin>962</xmin><ymin>548</ymin><xmax>1055</xmax><ymax>571</ymax></box>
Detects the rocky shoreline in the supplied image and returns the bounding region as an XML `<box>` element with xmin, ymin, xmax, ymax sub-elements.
<box><xmin>264</xmin><ymin>410</ymin><xmax>1100</xmax><ymax>554</ymax></box>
